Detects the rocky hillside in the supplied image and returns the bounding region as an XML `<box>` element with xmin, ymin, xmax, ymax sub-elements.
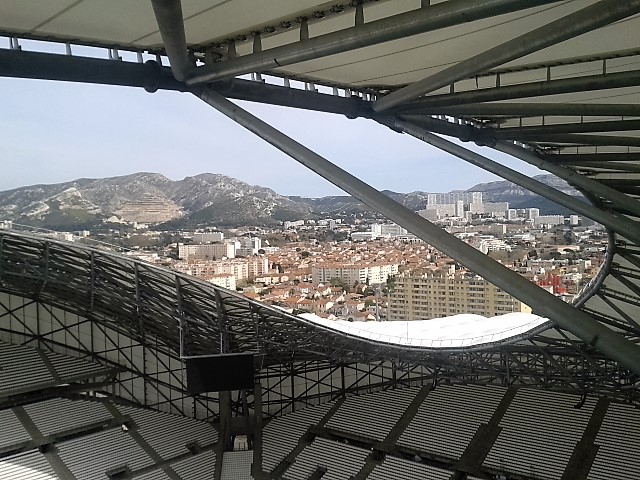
<box><xmin>295</xmin><ymin>174</ymin><xmax>584</xmax><ymax>215</ymax></box>
<box><xmin>0</xmin><ymin>172</ymin><xmax>584</xmax><ymax>229</ymax></box>
<box><xmin>0</xmin><ymin>173</ymin><xmax>313</xmax><ymax>228</ymax></box>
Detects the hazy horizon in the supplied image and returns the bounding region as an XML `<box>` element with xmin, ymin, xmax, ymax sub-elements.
<box><xmin>0</xmin><ymin>168</ymin><xmax>541</xmax><ymax>199</ymax></box>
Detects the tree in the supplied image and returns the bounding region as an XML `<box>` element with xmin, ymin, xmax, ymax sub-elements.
<box><xmin>564</xmin><ymin>231</ymin><xmax>574</xmax><ymax>244</ymax></box>
<box><xmin>330</xmin><ymin>277</ymin><xmax>350</xmax><ymax>292</ymax></box>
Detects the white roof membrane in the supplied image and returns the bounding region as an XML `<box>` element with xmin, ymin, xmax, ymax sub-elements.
<box><xmin>299</xmin><ymin>313</ymin><xmax>550</xmax><ymax>348</ymax></box>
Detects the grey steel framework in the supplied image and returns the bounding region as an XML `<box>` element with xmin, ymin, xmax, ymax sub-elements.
<box><xmin>1</xmin><ymin>0</ymin><xmax>640</xmax><ymax>418</ymax></box>
<box><xmin>0</xmin><ymin>231</ymin><xmax>638</xmax><ymax>415</ymax></box>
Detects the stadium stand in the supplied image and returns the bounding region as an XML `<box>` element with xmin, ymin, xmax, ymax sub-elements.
<box><xmin>484</xmin><ymin>389</ymin><xmax>597</xmax><ymax>479</ymax></box>
<box><xmin>262</xmin><ymin>402</ymin><xmax>335</xmax><ymax>472</ymax></box>
<box><xmin>0</xmin><ymin>343</ymin><xmax>55</xmax><ymax>393</ymax></box>
<box><xmin>325</xmin><ymin>386</ymin><xmax>419</xmax><ymax>442</ymax></box>
<box><xmin>171</xmin><ymin>450</ymin><xmax>217</xmax><ymax>480</ymax></box>
<box><xmin>0</xmin><ymin>451</ymin><xmax>57</xmax><ymax>480</ymax></box>
<box><xmin>132</xmin><ymin>471</ymin><xmax>173</xmax><ymax>480</ymax></box>
<box><xmin>587</xmin><ymin>402</ymin><xmax>640</xmax><ymax>480</ymax></box>
<box><xmin>0</xmin><ymin>340</ymin><xmax>115</xmax><ymax>398</ymax></box>
<box><xmin>22</xmin><ymin>398</ymin><xmax>114</xmax><ymax>436</ymax></box>
<box><xmin>57</xmin><ymin>428</ymin><xmax>154</xmax><ymax>478</ymax></box>
<box><xmin>282</xmin><ymin>437</ymin><xmax>371</xmax><ymax>480</ymax></box>
<box><xmin>0</xmin><ymin>394</ymin><xmax>219</xmax><ymax>479</ymax></box>
<box><xmin>2</xmin><ymin>297</ymin><xmax>640</xmax><ymax>479</ymax></box>
<box><xmin>368</xmin><ymin>455</ymin><xmax>451</xmax><ymax>480</ymax></box>
<box><xmin>0</xmin><ymin>408</ymin><xmax>31</xmax><ymax>450</ymax></box>
<box><xmin>221</xmin><ymin>451</ymin><xmax>254</xmax><ymax>480</ymax></box>
<box><xmin>398</xmin><ymin>384</ymin><xmax>507</xmax><ymax>460</ymax></box>
<box><xmin>114</xmin><ymin>404</ymin><xmax>218</xmax><ymax>461</ymax></box>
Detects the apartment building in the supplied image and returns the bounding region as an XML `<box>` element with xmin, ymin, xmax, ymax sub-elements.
<box><xmin>246</xmin><ymin>256</ymin><xmax>269</xmax><ymax>278</ymax></box>
<box><xmin>178</xmin><ymin>241</ymin><xmax>236</xmax><ymax>260</ymax></box>
<box><xmin>204</xmin><ymin>273</ymin><xmax>236</xmax><ymax>291</ymax></box>
<box><xmin>312</xmin><ymin>262</ymin><xmax>399</xmax><ymax>286</ymax></box>
<box><xmin>193</xmin><ymin>231</ymin><xmax>224</xmax><ymax>243</ymax></box>
<box><xmin>534</xmin><ymin>215</ymin><xmax>565</xmax><ymax>227</ymax></box>
<box><xmin>388</xmin><ymin>269</ymin><xmax>531</xmax><ymax>320</ymax></box>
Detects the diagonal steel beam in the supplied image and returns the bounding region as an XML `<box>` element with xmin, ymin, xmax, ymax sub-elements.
<box><xmin>511</xmin><ymin>134</ymin><xmax>640</xmax><ymax>147</ymax></box>
<box><xmin>151</xmin><ymin>0</ymin><xmax>193</xmax><ymax>81</ymax></box>
<box><xmin>493</xmin><ymin>120</ymin><xmax>640</xmax><ymax>138</ymax></box>
<box><xmin>395</xmin><ymin>69</ymin><xmax>640</xmax><ymax>108</ymax></box>
<box><xmin>373</xmin><ymin>0</ymin><xmax>640</xmax><ymax>111</ymax></box>
<box><xmin>186</xmin><ymin>0</ymin><xmax>562</xmax><ymax>85</ymax></box>
<box><xmin>392</xmin><ymin>114</ymin><xmax>640</xmax><ymax>221</ymax></box>
<box><xmin>494</xmin><ymin>141</ymin><xmax>640</xmax><ymax>218</ymax></box>
<box><xmin>395</xmin><ymin>103</ymin><xmax>640</xmax><ymax>118</ymax></box>
<box><xmin>192</xmin><ymin>86</ymin><xmax>640</xmax><ymax>376</ymax></box>
<box><xmin>566</xmin><ymin>162</ymin><xmax>640</xmax><ymax>175</ymax></box>
<box><xmin>542</xmin><ymin>153</ymin><xmax>640</xmax><ymax>164</ymax></box>
<box><xmin>392</xmin><ymin>119</ymin><xmax>640</xmax><ymax>244</ymax></box>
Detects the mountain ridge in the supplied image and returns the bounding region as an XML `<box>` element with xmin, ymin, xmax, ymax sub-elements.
<box><xmin>0</xmin><ymin>172</ymin><xmax>583</xmax><ymax>228</ymax></box>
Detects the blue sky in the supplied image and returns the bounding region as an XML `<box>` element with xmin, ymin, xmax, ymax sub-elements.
<box><xmin>1</xmin><ymin>68</ymin><xmax>544</xmax><ymax>198</ymax></box>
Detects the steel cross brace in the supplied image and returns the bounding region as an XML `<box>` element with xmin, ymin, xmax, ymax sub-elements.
<box><xmin>192</xmin><ymin>87</ymin><xmax>640</xmax><ymax>377</ymax></box>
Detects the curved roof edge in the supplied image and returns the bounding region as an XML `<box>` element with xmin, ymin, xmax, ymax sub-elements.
<box><xmin>298</xmin><ymin>312</ymin><xmax>552</xmax><ymax>349</ymax></box>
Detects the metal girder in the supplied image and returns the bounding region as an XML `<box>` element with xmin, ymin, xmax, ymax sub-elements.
<box><xmin>484</xmin><ymin>47</ymin><xmax>640</xmax><ymax>78</ymax></box>
<box><xmin>0</xmin><ymin>48</ymin><xmax>185</xmax><ymax>92</ymax></box>
<box><xmin>185</xmin><ymin>0</ymin><xmax>562</xmax><ymax>85</ymax></box>
<box><xmin>397</xmin><ymin>69</ymin><xmax>640</xmax><ymax>108</ymax></box>
<box><xmin>0</xmin><ymin>231</ymin><xmax>555</xmax><ymax>368</ymax></box>
<box><xmin>0</xmin><ymin>49</ymin><xmax>374</xmax><ymax>118</ymax></box>
<box><xmin>542</xmin><ymin>153</ymin><xmax>640</xmax><ymax>164</ymax></box>
<box><xmin>574</xmin><ymin>162</ymin><xmax>640</xmax><ymax>174</ymax></box>
<box><xmin>395</xmin><ymin>103</ymin><xmax>640</xmax><ymax>118</ymax></box>
<box><xmin>212</xmin><ymin>79</ymin><xmax>372</xmax><ymax>118</ymax></box>
<box><xmin>192</xmin><ymin>86</ymin><xmax>640</xmax><ymax>377</ymax></box>
<box><xmin>516</xmin><ymin>134</ymin><xmax>640</xmax><ymax>147</ymax></box>
<box><xmin>494</xmin><ymin>120</ymin><xmax>640</xmax><ymax>138</ymax></box>
<box><xmin>390</xmin><ymin>115</ymin><xmax>640</xmax><ymax>226</ymax></box>
<box><xmin>372</xmin><ymin>0</ymin><xmax>640</xmax><ymax>111</ymax></box>
<box><xmin>395</xmin><ymin>120</ymin><xmax>640</xmax><ymax>243</ymax></box>
<box><xmin>494</xmin><ymin>141</ymin><xmax>640</xmax><ymax>218</ymax></box>
<box><xmin>3</xmin><ymin>289</ymin><xmax>634</xmax><ymax>407</ymax></box>
<box><xmin>574</xmin><ymin>230</ymin><xmax>616</xmax><ymax>310</ymax></box>
<box><xmin>150</xmin><ymin>0</ymin><xmax>193</xmax><ymax>82</ymax></box>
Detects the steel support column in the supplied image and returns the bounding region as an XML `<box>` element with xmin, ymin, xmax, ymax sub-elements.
<box><xmin>193</xmin><ymin>86</ymin><xmax>640</xmax><ymax>377</ymax></box>
<box><xmin>373</xmin><ymin>0</ymin><xmax>640</xmax><ymax>111</ymax></box>
<box><xmin>151</xmin><ymin>0</ymin><xmax>193</xmax><ymax>81</ymax></box>
<box><xmin>494</xmin><ymin>141</ymin><xmax>640</xmax><ymax>218</ymax></box>
<box><xmin>186</xmin><ymin>0</ymin><xmax>561</xmax><ymax>85</ymax></box>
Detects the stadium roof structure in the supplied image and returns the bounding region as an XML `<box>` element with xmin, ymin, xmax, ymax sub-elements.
<box><xmin>1</xmin><ymin>0</ymin><xmax>640</xmax><ymax>414</ymax></box>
